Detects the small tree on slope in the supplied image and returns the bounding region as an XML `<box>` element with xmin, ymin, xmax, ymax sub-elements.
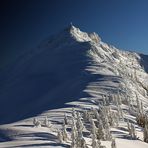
<box><xmin>64</xmin><ymin>113</ymin><xmax>68</xmax><ymax>125</ymax></box>
<box><xmin>43</xmin><ymin>116</ymin><xmax>51</xmax><ymax>127</ymax></box>
<box><xmin>33</xmin><ymin>118</ymin><xmax>41</xmax><ymax>127</ymax></box>
<box><xmin>71</xmin><ymin>117</ymin><xmax>77</xmax><ymax>148</ymax></box>
<box><xmin>111</xmin><ymin>138</ymin><xmax>117</xmax><ymax>148</ymax></box>
<box><xmin>144</xmin><ymin>117</ymin><xmax>148</xmax><ymax>143</ymax></box>
<box><xmin>57</xmin><ymin>130</ymin><xmax>63</xmax><ymax>143</ymax></box>
<box><xmin>62</xmin><ymin>121</ymin><xmax>68</xmax><ymax>142</ymax></box>
<box><xmin>92</xmin><ymin>134</ymin><xmax>101</xmax><ymax>148</ymax></box>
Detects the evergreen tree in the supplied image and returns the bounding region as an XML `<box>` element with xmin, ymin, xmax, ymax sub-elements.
<box><xmin>57</xmin><ymin>130</ymin><xmax>63</xmax><ymax>143</ymax></box>
<box><xmin>76</xmin><ymin>112</ymin><xmax>84</xmax><ymax>132</ymax></box>
<box><xmin>144</xmin><ymin>117</ymin><xmax>148</xmax><ymax>143</ymax></box>
<box><xmin>98</xmin><ymin>120</ymin><xmax>106</xmax><ymax>140</ymax></box>
<box><xmin>104</xmin><ymin>117</ymin><xmax>112</xmax><ymax>141</ymax></box>
<box><xmin>33</xmin><ymin>118</ymin><xmax>41</xmax><ymax>127</ymax></box>
<box><xmin>111</xmin><ymin>138</ymin><xmax>117</xmax><ymax>148</ymax></box>
<box><xmin>131</xmin><ymin>124</ymin><xmax>137</xmax><ymax>139</ymax></box>
<box><xmin>64</xmin><ymin>113</ymin><xmax>68</xmax><ymax>125</ymax></box>
<box><xmin>78</xmin><ymin>136</ymin><xmax>88</xmax><ymax>148</ymax></box>
<box><xmin>43</xmin><ymin>116</ymin><xmax>51</xmax><ymax>127</ymax></box>
<box><xmin>92</xmin><ymin>133</ymin><xmax>101</xmax><ymax>148</ymax></box>
<box><xmin>72</xmin><ymin>108</ymin><xmax>77</xmax><ymax>119</ymax></box>
<box><xmin>71</xmin><ymin>117</ymin><xmax>77</xmax><ymax>148</ymax></box>
<box><xmin>62</xmin><ymin>121</ymin><xmax>68</xmax><ymax>142</ymax></box>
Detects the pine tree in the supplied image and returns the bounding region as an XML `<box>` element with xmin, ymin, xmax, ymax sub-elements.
<box><xmin>92</xmin><ymin>133</ymin><xmax>101</xmax><ymax>148</ymax></box>
<box><xmin>57</xmin><ymin>130</ymin><xmax>63</xmax><ymax>143</ymax></box>
<box><xmin>91</xmin><ymin>119</ymin><xmax>97</xmax><ymax>138</ymax></box>
<box><xmin>111</xmin><ymin>138</ymin><xmax>117</xmax><ymax>148</ymax></box>
<box><xmin>33</xmin><ymin>118</ymin><xmax>37</xmax><ymax>126</ymax></box>
<box><xmin>72</xmin><ymin>108</ymin><xmax>77</xmax><ymax>119</ymax></box>
<box><xmin>64</xmin><ymin>113</ymin><xmax>68</xmax><ymax>125</ymax></box>
<box><xmin>43</xmin><ymin>116</ymin><xmax>51</xmax><ymax>127</ymax></box>
<box><xmin>78</xmin><ymin>136</ymin><xmax>88</xmax><ymax>148</ymax></box>
<box><xmin>129</xmin><ymin>123</ymin><xmax>137</xmax><ymax>139</ymax></box>
<box><xmin>136</xmin><ymin>93</ymin><xmax>141</xmax><ymax>114</ymax></box>
<box><xmin>33</xmin><ymin>118</ymin><xmax>41</xmax><ymax>127</ymax></box>
<box><xmin>104</xmin><ymin>117</ymin><xmax>112</xmax><ymax>141</ymax></box>
<box><xmin>76</xmin><ymin>112</ymin><xmax>84</xmax><ymax>132</ymax></box>
<box><xmin>131</xmin><ymin>124</ymin><xmax>137</xmax><ymax>139</ymax></box>
<box><xmin>62</xmin><ymin>121</ymin><xmax>68</xmax><ymax>142</ymax></box>
<box><xmin>127</xmin><ymin>120</ymin><xmax>131</xmax><ymax>133</ymax></box>
<box><xmin>91</xmin><ymin>119</ymin><xmax>101</xmax><ymax>148</ymax></box>
<box><xmin>144</xmin><ymin>124</ymin><xmax>148</xmax><ymax>143</ymax></box>
<box><xmin>144</xmin><ymin>117</ymin><xmax>148</xmax><ymax>143</ymax></box>
<box><xmin>117</xmin><ymin>104</ymin><xmax>124</xmax><ymax>121</ymax></box>
<box><xmin>83</xmin><ymin>110</ymin><xmax>90</xmax><ymax>122</ymax></box>
<box><xmin>113</xmin><ymin>112</ymin><xmax>119</xmax><ymax>127</ymax></box>
<box><xmin>75</xmin><ymin>112</ymin><xmax>88</xmax><ymax>148</ymax></box>
<box><xmin>98</xmin><ymin>121</ymin><xmax>106</xmax><ymax>140</ymax></box>
<box><xmin>71</xmin><ymin>117</ymin><xmax>77</xmax><ymax>148</ymax></box>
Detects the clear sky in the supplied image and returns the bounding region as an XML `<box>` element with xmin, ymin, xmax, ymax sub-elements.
<box><xmin>1</xmin><ymin>0</ymin><xmax>148</xmax><ymax>67</ymax></box>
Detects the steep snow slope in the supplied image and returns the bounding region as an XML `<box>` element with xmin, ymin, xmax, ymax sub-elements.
<box><xmin>0</xmin><ymin>25</ymin><xmax>148</xmax><ymax>148</ymax></box>
<box><xmin>0</xmin><ymin>26</ymin><xmax>99</xmax><ymax>124</ymax></box>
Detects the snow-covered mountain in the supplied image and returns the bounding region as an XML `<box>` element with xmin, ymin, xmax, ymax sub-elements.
<box><xmin>0</xmin><ymin>25</ymin><xmax>148</xmax><ymax>148</ymax></box>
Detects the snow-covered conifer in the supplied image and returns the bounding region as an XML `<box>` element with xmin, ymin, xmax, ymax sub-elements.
<box><xmin>72</xmin><ymin>108</ymin><xmax>77</xmax><ymax>119</ymax></box>
<box><xmin>78</xmin><ymin>136</ymin><xmax>88</xmax><ymax>148</ymax></box>
<box><xmin>57</xmin><ymin>130</ymin><xmax>63</xmax><ymax>143</ymax></box>
<box><xmin>117</xmin><ymin>105</ymin><xmax>124</xmax><ymax>121</ymax></box>
<box><xmin>98</xmin><ymin>120</ymin><xmax>106</xmax><ymax>140</ymax></box>
<box><xmin>144</xmin><ymin>117</ymin><xmax>148</xmax><ymax>143</ymax></box>
<box><xmin>111</xmin><ymin>138</ymin><xmax>117</xmax><ymax>148</ymax></box>
<box><xmin>91</xmin><ymin>119</ymin><xmax>97</xmax><ymax>137</ymax></box>
<box><xmin>33</xmin><ymin>118</ymin><xmax>41</xmax><ymax>127</ymax></box>
<box><xmin>130</xmin><ymin>124</ymin><xmax>137</xmax><ymax>139</ymax></box>
<box><xmin>71</xmin><ymin>117</ymin><xmax>77</xmax><ymax>148</ymax></box>
<box><xmin>92</xmin><ymin>133</ymin><xmax>101</xmax><ymax>148</ymax></box>
<box><xmin>64</xmin><ymin>113</ymin><xmax>68</xmax><ymax>125</ymax></box>
<box><xmin>83</xmin><ymin>110</ymin><xmax>90</xmax><ymax>122</ymax></box>
<box><xmin>144</xmin><ymin>124</ymin><xmax>148</xmax><ymax>143</ymax></box>
<box><xmin>104</xmin><ymin>117</ymin><xmax>112</xmax><ymax>141</ymax></box>
<box><xmin>127</xmin><ymin>120</ymin><xmax>130</xmax><ymax>132</ymax></box>
<box><xmin>62</xmin><ymin>121</ymin><xmax>68</xmax><ymax>142</ymax></box>
<box><xmin>76</xmin><ymin>112</ymin><xmax>84</xmax><ymax>132</ymax></box>
<box><xmin>112</xmin><ymin>112</ymin><xmax>119</xmax><ymax>127</ymax></box>
<box><xmin>43</xmin><ymin>116</ymin><xmax>51</xmax><ymax>127</ymax></box>
<box><xmin>136</xmin><ymin>93</ymin><xmax>141</xmax><ymax>114</ymax></box>
<box><xmin>91</xmin><ymin>119</ymin><xmax>101</xmax><ymax>147</ymax></box>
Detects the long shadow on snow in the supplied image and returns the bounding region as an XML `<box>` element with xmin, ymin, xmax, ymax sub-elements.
<box><xmin>18</xmin><ymin>132</ymin><xmax>57</xmax><ymax>141</ymax></box>
<box><xmin>11</xmin><ymin>143</ymin><xmax>70</xmax><ymax>148</ymax></box>
<box><xmin>0</xmin><ymin>41</ymin><xmax>103</xmax><ymax>124</ymax></box>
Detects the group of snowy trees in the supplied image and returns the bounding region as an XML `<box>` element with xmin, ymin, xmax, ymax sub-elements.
<box><xmin>57</xmin><ymin>110</ymin><xmax>88</xmax><ymax>148</ymax></box>
<box><xmin>125</xmin><ymin>92</ymin><xmax>148</xmax><ymax>143</ymax></box>
<box><xmin>57</xmin><ymin>105</ymin><xmax>119</xmax><ymax>148</ymax></box>
<box><xmin>32</xmin><ymin>88</ymin><xmax>148</xmax><ymax>146</ymax></box>
<box><xmin>33</xmin><ymin>116</ymin><xmax>51</xmax><ymax>128</ymax></box>
<box><xmin>134</xmin><ymin>93</ymin><xmax>148</xmax><ymax>143</ymax></box>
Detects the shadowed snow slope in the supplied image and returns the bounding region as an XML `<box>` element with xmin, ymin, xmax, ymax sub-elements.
<box><xmin>0</xmin><ymin>25</ymin><xmax>148</xmax><ymax>125</ymax></box>
<box><xmin>0</xmin><ymin>26</ymin><xmax>101</xmax><ymax>124</ymax></box>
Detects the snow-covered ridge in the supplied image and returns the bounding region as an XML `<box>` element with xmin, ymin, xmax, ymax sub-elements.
<box><xmin>38</xmin><ymin>25</ymin><xmax>101</xmax><ymax>51</ymax></box>
<box><xmin>0</xmin><ymin>25</ymin><xmax>148</xmax><ymax>148</ymax></box>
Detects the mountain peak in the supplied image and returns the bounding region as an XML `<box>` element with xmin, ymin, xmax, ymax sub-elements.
<box><xmin>64</xmin><ymin>23</ymin><xmax>101</xmax><ymax>44</ymax></box>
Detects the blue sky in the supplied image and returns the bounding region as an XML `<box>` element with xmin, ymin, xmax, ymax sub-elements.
<box><xmin>1</xmin><ymin>0</ymin><xmax>148</xmax><ymax>66</ymax></box>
